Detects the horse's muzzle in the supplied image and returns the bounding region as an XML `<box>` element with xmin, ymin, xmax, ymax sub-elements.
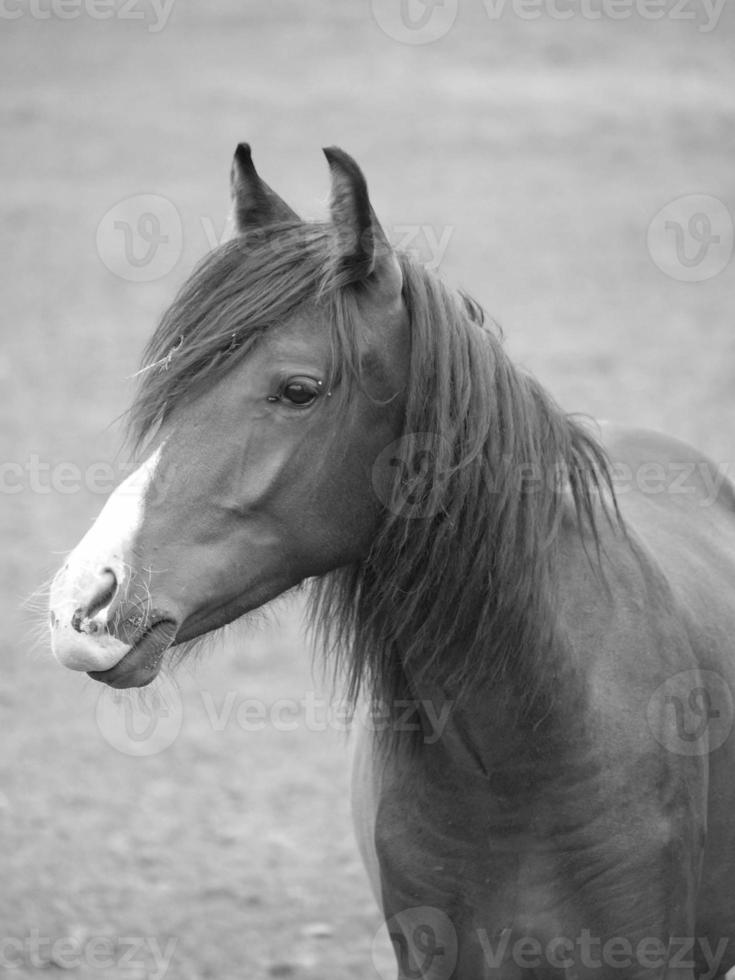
<box><xmin>86</xmin><ymin>619</ymin><xmax>179</xmax><ymax>688</ymax></box>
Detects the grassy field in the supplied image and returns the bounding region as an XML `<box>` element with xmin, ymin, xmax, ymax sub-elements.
<box><xmin>2</xmin><ymin>2</ymin><xmax>735</xmax><ymax>977</ymax></box>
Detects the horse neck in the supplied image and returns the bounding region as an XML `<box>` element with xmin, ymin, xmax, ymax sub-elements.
<box><xmin>386</xmin><ymin>487</ymin><xmax>600</xmax><ymax>777</ymax></box>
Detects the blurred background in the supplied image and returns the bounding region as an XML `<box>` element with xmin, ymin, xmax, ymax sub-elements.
<box><xmin>2</xmin><ymin>1</ymin><xmax>734</xmax><ymax>977</ymax></box>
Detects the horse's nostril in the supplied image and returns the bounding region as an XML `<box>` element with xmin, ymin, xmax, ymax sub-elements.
<box><xmin>87</xmin><ymin>569</ymin><xmax>118</xmax><ymax>618</ymax></box>
<box><xmin>71</xmin><ymin>569</ymin><xmax>119</xmax><ymax>632</ymax></box>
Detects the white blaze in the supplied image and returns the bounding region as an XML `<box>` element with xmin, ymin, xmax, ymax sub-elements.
<box><xmin>49</xmin><ymin>446</ymin><xmax>164</xmax><ymax>672</ymax></box>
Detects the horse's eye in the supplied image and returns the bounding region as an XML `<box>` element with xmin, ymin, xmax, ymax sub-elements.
<box><xmin>282</xmin><ymin>380</ymin><xmax>319</xmax><ymax>407</ymax></box>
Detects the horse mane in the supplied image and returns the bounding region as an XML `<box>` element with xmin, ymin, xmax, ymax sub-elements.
<box><xmin>128</xmin><ymin>224</ymin><xmax>619</xmax><ymax>750</ymax></box>
<box><xmin>309</xmin><ymin>252</ymin><xmax>619</xmax><ymax>749</ymax></box>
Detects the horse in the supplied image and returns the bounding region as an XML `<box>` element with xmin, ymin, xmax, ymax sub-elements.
<box><xmin>48</xmin><ymin>144</ymin><xmax>735</xmax><ymax>980</ymax></box>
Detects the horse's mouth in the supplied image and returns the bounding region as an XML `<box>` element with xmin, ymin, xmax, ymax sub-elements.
<box><xmin>87</xmin><ymin>619</ymin><xmax>178</xmax><ymax>688</ymax></box>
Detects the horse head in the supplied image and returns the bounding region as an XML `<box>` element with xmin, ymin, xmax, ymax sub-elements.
<box><xmin>49</xmin><ymin>145</ymin><xmax>409</xmax><ymax>688</ymax></box>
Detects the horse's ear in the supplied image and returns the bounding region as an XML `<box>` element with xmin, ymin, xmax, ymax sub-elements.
<box><xmin>323</xmin><ymin>146</ymin><xmax>402</xmax><ymax>295</ymax></box>
<box><xmin>230</xmin><ymin>143</ymin><xmax>299</xmax><ymax>231</ymax></box>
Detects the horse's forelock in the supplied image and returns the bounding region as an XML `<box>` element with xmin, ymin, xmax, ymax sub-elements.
<box><xmin>125</xmin><ymin>222</ymin><xmax>360</xmax><ymax>452</ymax></box>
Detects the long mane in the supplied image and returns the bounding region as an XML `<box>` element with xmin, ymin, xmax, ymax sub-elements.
<box><xmin>129</xmin><ymin>226</ymin><xmax>618</xmax><ymax>748</ymax></box>
<box><xmin>310</xmin><ymin>252</ymin><xmax>618</xmax><ymax>748</ymax></box>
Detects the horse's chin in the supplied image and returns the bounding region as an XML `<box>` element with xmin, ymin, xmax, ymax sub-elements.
<box><xmin>87</xmin><ymin>619</ymin><xmax>178</xmax><ymax>689</ymax></box>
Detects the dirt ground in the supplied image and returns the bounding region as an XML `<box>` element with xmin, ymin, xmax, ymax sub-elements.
<box><xmin>2</xmin><ymin>2</ymin><xmax>734</xmax><ymax>977</ymax></box>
